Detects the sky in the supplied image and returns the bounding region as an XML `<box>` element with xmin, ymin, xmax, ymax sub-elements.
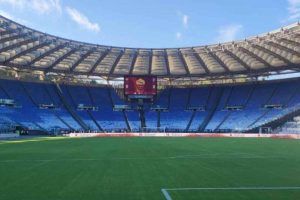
<box><xmin>0</xmin><ymin>0</ymin><xmax>299</xmax><ymax>48</ymax></box>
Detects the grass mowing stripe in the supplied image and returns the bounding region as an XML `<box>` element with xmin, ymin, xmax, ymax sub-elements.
<box><xmin>0</xmin><ymin>154</ymin><xmax>288</xmax><ymax>163</ymax></box>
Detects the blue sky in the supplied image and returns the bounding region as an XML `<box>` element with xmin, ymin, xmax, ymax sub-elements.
<box><xmin>0</xmin><ymin>0</ymin><xmax>299</xmax><ymax>48</ymax></box>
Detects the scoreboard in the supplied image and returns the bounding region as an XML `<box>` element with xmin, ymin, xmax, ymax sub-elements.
<box><xmin>124</xmin><ymin>76</ymin><xmax>157</xmax><ymax>98</ymax></box>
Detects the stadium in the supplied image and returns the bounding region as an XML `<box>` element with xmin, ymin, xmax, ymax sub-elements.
<box><xmin>0</xmin><ymin>2</ymin><xmax>300</xmax><ymax>199</ymax></box>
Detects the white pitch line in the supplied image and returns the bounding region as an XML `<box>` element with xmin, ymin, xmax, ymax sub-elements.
<box><xmin>161</xmin><ymin>189</ymin><xmax>173</xmax><ymax>200</ymax></box>
<box><xmin>161</xmin><ymin>186</ymin><xmax>300</xmax><ymax>200</ymax></box>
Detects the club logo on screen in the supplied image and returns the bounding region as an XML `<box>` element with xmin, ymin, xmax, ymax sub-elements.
<box><xmin>135</xmin><ymin>78</ymin><xmax>146</xmax><ymax>94</ymax></box>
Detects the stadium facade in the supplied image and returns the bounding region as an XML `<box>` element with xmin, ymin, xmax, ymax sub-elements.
<box><xmin>1</xmin><ymin>15</ymin><xmax>300</xmax><ymax>135</ymax></box>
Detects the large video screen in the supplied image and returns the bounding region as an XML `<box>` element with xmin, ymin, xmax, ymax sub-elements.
<box><xmin>124</xmin><ymin>76</ymin><xmax>157</xmax><ymax>96</ymax></box>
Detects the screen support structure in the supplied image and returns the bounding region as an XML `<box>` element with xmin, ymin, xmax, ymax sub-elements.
<box><xmin>124</xmin><ymin>75</ymin><xmax>157</xmax><ymax>130</ymax></box>
<box><xmin>137</xmin><ymin>99</ymin><xmax>146</xmax><ymax>129</ymax></box>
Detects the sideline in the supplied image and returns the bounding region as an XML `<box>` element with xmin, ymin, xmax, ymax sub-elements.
<box><xmin>161</xmin><ymin>186</ymin><xmax>300</xmax><ymax>200</ymax></box>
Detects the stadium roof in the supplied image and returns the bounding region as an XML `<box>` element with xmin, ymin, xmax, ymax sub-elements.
<box><xmin>1</xmin><ymin>15</ymin><xmax>300</xmax><ymax>79</ymax></box>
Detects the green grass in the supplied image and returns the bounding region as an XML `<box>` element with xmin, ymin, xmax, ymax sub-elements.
<box><xmin>0</xmin><ymin>137</ymin><xmax>300</xmax><ymax>200</ymax></box>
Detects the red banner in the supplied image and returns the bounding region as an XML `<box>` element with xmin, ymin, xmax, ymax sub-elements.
<box><xmin>124</xmin><ymin>76</ymin><xmax>157</xmax><ymax>95</ymax></box>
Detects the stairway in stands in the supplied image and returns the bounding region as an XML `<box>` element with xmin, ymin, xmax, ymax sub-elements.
<box><xmin>55</xmin><ymin>84</ymin><xmax>88</xmax><ymax>131</ymax></box>
<box><xmin>198</xmin><ymin>87</ymin><xmax>224</xmax><ymax>132</ymax></box>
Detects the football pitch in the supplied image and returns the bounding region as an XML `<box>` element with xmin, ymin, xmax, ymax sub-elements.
<box><xmin>0</xmin><ymin>137</ymin><xmax>300</xmax><ymax>200</ymax></box>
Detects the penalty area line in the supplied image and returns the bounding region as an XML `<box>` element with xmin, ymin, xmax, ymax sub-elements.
<box><xmin>161</xmin><ymin>186</ymin><xmax>300</xmax><ymax>200</ymax></box>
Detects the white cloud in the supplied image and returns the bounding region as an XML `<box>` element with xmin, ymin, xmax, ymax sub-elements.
<box><xmin>0</xmin><ymin>0</ymin><xmax>62</xmax><ymax>14</ymax></box>
<box><xmin>286</xmin><ymin>0</ymin><xmax>300</xmax><ymax>21</ymax></box>
<box><xmin>66</xmin><ymin>7</ymin><xmax>100</xmax><ymax>33</ymax></box>
<box><xmin>177</xmin><ymin>11</ymin><xmax>189</xmax><ymax>28</ymax></box>
<box><xmin>0</xmin><ymin>9</ymin><xmax>28</xmax><ymax>24</ymax></box>
<box><xmin>31</xmin><ymin>0</ymin><xmax>62</xmax><ymax>14</ymax></box>
<box><xmin>0</xmin><ymin>9</ymin><xmax>14</xmax><ymax>19</ymax></box>
<box><xmin>0</xmin><ymin>0</ymin><xmax>25</xmax><ymax>8</ymax></box>
<box><xmin>182</xmin><ymin>14</ymin><xmax>189</xmax><ymax>28</ymax></box>
<box><xmin>215</xmin><ymin>24</ymin><xmax>243</xmax><ymax>43</ymax></box>
<box><xmin>176</xmin><ymin>32</ymin><xmax>182</xmax><ymax>40</ymax></box>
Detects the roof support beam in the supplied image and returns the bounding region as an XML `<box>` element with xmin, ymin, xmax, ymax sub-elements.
<box><xmin>266</xmin><ymin>40</ymin><xmax>300</xmax><ymax>57</ymax></box>
<box><xmin>0</xmin><ymin>32</ymin><xmax>30</xmax><ymax>43</ymax></box>
<box><xmin>69</xmin><ymin>49</ymin><xmax>94</xmax><ymax>72</ymax></box>
<box><xmin>206</xmin><ymin>48</ymin><xmax>230</xmax><ymax>73</ymax></box>
<box><xmin>251</xmin><ymin>43</ymin><xmax>293</xmax><ymax>65</ymax></box>
<box><xmin>164</xmin><ymin>50</ymin><xmax>171</xmax><ymax>76</ymax></box>
<box><xmin>0</xmin><ymin>38</ymin><xmax>36</xmax><ymax>54</ymax></box>
<box><xmin>238</xmin><ymin>46</ymin><xmax>274</xmax><ymax>68</ymax></box>
<box><xmin>44</xmin><ymin>48</ymin><xmax>77</xmax><ymax>73</ymax></box>
<box><xmin>0</xmin><ymin>29</ymin><xmax>19</xmax><ymax>36</ymax></box>
<box><xmin>148</xmin><ymin>51</ymin><xmax>153</xmax><ymax>75</ymax></box>
<box><xmin>192</xmin><ymin>49</ymin><xmax>210</xmax><ymax>74</ymax></box>
<box><xmin>88</xmin><ymin>49</ymin><xmax>110</xmax><ymax>75</ymax></box>
<box><xmin>178</xmin><ymin>50</ymin><xmax>191</xmax><ymax>75</ymax></box>
<box><xmin>129</xmin><ymin>51</ymin><xmax>138</xmax><ymax>75</ymax></box>
<box><xmin>27</xmin><ymin>43</ymin><xmax>67</xmax><ymax>66</ymax></box>
<box><xmin>279</xmin><ymin>37</ymin><xmax>300</xmax><ymax>47</ymax></box>
<box><xmin>223</xmin><ymin>49</ymin><xmax>252</xmax><ymax>71</ymax></box>
<box><xmin>3</xmin><ymin>41</ymin><xmax>51</xmax><ymax>64</ymax></box>
<box><xmin>109</xmin><ymin>51</ymin><xmax>124</xmax><ymax>75</ymax></box>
